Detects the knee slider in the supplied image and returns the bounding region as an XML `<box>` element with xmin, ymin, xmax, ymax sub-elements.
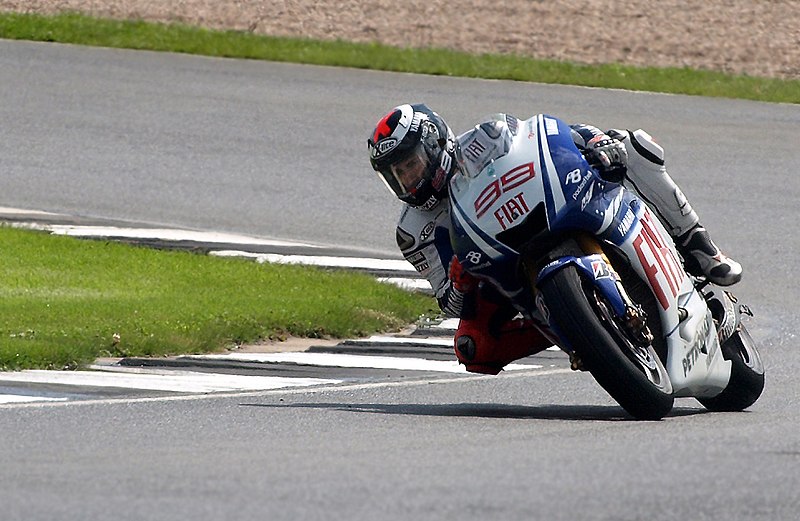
<box><xmin>455</xmin><ymin>335</ymin><xmax>503</xmax><ymax>374</ymax></box>
<box><xmin>454</xmin><ymin>331</ymin><xmax>504</xmax><ymax>367</ymax></box>
<box><xmin>455</xmin><ymin>335</ymin><xmax>477</xmax><ymax>362</ymax></box>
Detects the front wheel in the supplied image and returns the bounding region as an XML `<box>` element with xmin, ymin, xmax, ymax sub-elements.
<box><xmin>697</xmin><ymin>324</ymin><xmax>765</xmax><ymax>411</ymax></box>
<box><xmin>539</xmin><ymin>266</ymin><xmax>674</xmax><ymax>420</ymax></box>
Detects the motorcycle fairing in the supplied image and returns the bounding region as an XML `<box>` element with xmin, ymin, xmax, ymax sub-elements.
<box><xmin>449</xmin><ymin>114</ymin><xmax>606</xmax><ymax>299</ymax></box>
<box><xmin>449</xmin><ymin>181</ymin><xmax>524</xmax><ymax>300</ymax></box>
<box><xmin>602</xmin><ymin>191</ymin><xmax>732</xmax><ymax>396</ymax></box>
<box><xmin>449</xmin><ymin>113</ymin><xmax>732</xmax><ymax>397</ymax></box>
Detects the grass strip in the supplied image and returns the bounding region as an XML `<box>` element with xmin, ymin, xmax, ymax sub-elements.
<box><xmin>0</xmin><ymin>11</ymin><xmax>797</xmax><ymax>104</ymax></box>
<box><xmin>0</xmin><ymin>226</ymin><xmax>435</xmax><ymax>371</ymax></box>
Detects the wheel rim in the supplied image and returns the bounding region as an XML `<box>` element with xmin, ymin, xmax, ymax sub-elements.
<box><xmin>592</xmin><ymin>291</ymin><xmax>673</xmax><ymax>395</ymax></box>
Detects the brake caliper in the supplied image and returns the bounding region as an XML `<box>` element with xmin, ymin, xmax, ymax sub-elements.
<box><xmin>623</xmin><ymin>304</ymin><xmax>654</xmax><ymax>347</ymax></box>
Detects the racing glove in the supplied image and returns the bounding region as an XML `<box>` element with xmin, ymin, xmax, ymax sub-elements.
<box><xmin>439</xmin><ymin>256</ymin><xmax>479</xmax><ymax>318</ymax></box>
<box><xmin>448</xmin><ymin>255</ymin><xmax>478</xmax><ymax>293</ymax></box>
<box><xmin>584</xmin><ymin>134</ymin><xmax>628</xmax><ymax>182</ymax></box>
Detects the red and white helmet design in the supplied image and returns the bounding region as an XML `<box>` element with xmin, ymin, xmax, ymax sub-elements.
<box><xmin>367</xmin><ymin>103</ymin><xmax>456</xmax><ymax>207</ymax></box>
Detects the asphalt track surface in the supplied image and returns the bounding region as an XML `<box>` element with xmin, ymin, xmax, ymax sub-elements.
<box><xmin>2</xmin><ymin>39</ymin><xmax>800</xmax><ymax>520</ymax></box>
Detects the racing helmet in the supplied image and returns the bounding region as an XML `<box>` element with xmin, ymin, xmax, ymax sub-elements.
<box><xmin>367</xmin><ymin>103</ymin><xmax>457</xmax><ymax>208</ymax></box>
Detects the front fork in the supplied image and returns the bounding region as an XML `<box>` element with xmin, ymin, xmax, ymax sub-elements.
<box><xmin>575</xmin><ymin>234</ymin><xmax>654</xmax><ymax>347</ymax></box>
<box><xmin>527</xmin><ymin>233</ymin><xmax>654</xmax><ymax>359</ymax></box>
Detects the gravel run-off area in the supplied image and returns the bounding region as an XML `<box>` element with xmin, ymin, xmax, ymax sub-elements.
<box><xmin>2</xmin><ymin>1</ymin><xmax>799</xmax><ymax>80</ymax></box>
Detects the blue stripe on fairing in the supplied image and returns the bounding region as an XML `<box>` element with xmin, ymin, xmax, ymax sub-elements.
<box><xmin>450</xmin><ymin>190</ymin><xmax>517</xmax><ymax>260</ymax></box>
<box><xmin>536</xmin><ymin>115</ymin><xmax>567</xmax><ymax>227</ymax></box>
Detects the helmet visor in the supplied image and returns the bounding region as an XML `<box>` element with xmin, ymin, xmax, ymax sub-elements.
<box><xmin>377</xmin><ymin>143</ymin><xmax>432</xmax><ymax>198</ymax></box>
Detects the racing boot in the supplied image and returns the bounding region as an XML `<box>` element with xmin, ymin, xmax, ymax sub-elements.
<box><xmin>609</xmin><ymin>128</ymin><xmax>743</xmax><ymax>286</ymax></box>
<box><xmin>676</xmin><ymin>224</ymin><xmax>742</xmax><ymax>286</ymax></box>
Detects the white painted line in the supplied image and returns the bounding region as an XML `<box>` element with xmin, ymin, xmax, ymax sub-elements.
<box><xmin>0</xmin><ymin>394</ymin><xmax>69</xmax><ymax>404</ymax></box>
<box><xmin>186</xmin><ymin>352</ymin><xmax>538</xmax><ymax>373</ymax></box>
<box><xmin>7</xmin><ymin>216</ymin><xmax>428</xmax><ymax>285</ymax></box>
<box><xmin>211</xmin><ymin>249</ymin><xmax>415</xmax><ymax>272</ymax></box>
<box><xmin>359</xmin><ymin>335</ymin><xmax>454</xmax><ymax>347</ymax></box>
<box><xmin>435</xmin><ymin>318</ymin><xmax>460</xmax><ymax>330</ymax></box>
<box><xmin>12</xmin><ymin>222</ymin><xmax>323</xmax><ymax>249</ymax></box>
<box><xmin>0</xmin><ymin>369</ymin><xmax>342</xmax><ymax>393</ymax></box>
<box><xmin>376</xmin><ymin>277</ymin><xmax>433</xmax><ymax>291</ymax></box>
<box><xmin>0</xmin><ymin>207</ymin><xmax>62</xmax><ymax>217</ymax></box>
<box><xmin>0</xmin><ymin>367</ymin><xmax>573</xmax><ymax>410</ymax></box>
<box><xmin>360</xmin><ymin>334</ymin><xmax>559</xmax><ymax>352</ymax></box>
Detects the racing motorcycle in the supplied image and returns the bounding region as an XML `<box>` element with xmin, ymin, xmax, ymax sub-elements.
<box><xmin>448</xmin><ymin>114</ymin><xmax>764</xmax><ymax>420</ymax></box>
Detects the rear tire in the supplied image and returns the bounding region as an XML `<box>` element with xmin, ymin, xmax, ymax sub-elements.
<box><xmin>539</xmin><ymin>266</ymin><xmax>674</xmax><ymax>420</ymax></box>
<box><xmin>697</xmin><ymin>324</ymin><xmax>765</xmax><ymax>411</ymax></box>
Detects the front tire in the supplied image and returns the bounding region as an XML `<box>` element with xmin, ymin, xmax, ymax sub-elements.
<box><xmin>539</xmin><ymin>266</ymin><xmax>674</xmax><ymax>420</ymax></box>
<box><xmin>697</xmin><ymin>324</ymin><xmax>765</xmax><ymax>411</ymax></box>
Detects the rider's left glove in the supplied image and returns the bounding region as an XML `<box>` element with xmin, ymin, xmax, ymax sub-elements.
<box><xmin>585</xmin><ymin>134</ymin><xmax>628</xmax><ymax>182</ymax></box>
<box><xmin>448</xmin><ymin>256</ymin><xmax>478</xmax><ymax>293</ymax></box>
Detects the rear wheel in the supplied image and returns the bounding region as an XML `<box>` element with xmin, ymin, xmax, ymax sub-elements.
<box><xmin>539</xmin><ymin>266</ymin><xmax>674</xmax><ymax>420</ymax></box>
<box><xmin>697</xmin><ymin>324</ymin><xmax>765</xmax><ymax>411</ymax></box>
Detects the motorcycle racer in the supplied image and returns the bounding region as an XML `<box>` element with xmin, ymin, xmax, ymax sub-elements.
<box><xmin>367</xmin><ymin>103</ymin><xmax>743</xmax><ymax>374</ymax></box>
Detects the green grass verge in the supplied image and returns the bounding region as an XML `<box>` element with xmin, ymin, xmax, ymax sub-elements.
<box><xmin>0</xmin><ymin>11</ymin><xmax>797</xmax><ymax>104</ymax></box>
<box><xmin>0</xmin><ymin>226</ymin><xmax>436</xmax><ymax>371</ymax></box>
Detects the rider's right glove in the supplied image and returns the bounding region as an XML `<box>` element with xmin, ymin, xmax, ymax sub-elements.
<box><xmin>448</xmin><ymin>255</ymin><xmax>478</xmax><ymax>293</ymax></box>
<box><xmin>584</xmin><ymin>134</ymin><xmax>628</xmax><ymax>182</ymax></box>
